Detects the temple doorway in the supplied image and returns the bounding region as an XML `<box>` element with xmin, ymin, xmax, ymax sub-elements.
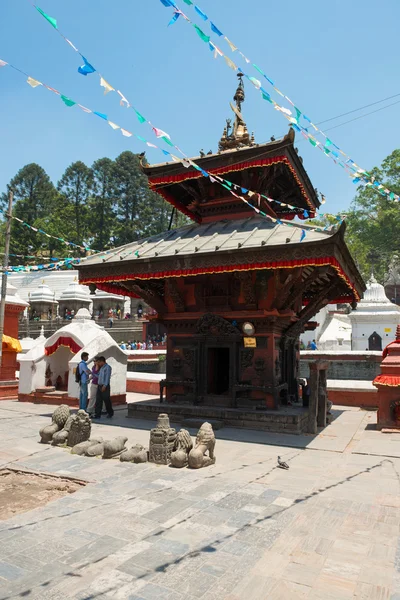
<box><xmin>207</xmin><ymin>347</ymin><xmax>230</xmax><ymax>395</ymax></box>
<box><xmin>369</xmin><ymin>332</ymin><xmax>382</xmax><ymax>351</ymax></box>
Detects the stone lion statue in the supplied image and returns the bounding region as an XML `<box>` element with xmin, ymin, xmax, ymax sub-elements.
<box><xmin>39</xmin><ymin>404</ymin><xmax>71</xmax><ymax>443</ymax></box>
<box><xmin>67</xmin><ymin>410</ymin><xmax>91</xmax><ymax>447</ymax></box>
<box><xmin>188</xmin><ymin>422</ymin><xmax>216</xmax><ymax>469</ymax></box>
<box><xmin>170</xmin><ymin>429</ymin><xmax>193</xmax><ymax>468</ymax></box>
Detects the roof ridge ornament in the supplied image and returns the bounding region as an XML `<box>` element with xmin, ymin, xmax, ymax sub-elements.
<box><xmin>218</xmin><ymin>73</ymin><xmax>254</xmax><ymax>152</ymax></box>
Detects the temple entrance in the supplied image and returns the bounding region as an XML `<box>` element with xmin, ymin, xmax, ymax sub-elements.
<box><xmin>207</xmin><ymin>347</ymin><xmax>230</xmax><ymax>395</ymax></box>
<box><xmin>369</xmin><ymin>332</ymin><xmax>382</xmax><ymax>351</ymax></box>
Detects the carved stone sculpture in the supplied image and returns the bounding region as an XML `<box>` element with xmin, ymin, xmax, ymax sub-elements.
<box><xmin>52</xmin><ymin>404</ymin><xmax>71</xmax><ymax>429</ymax></box>
<box><xmin>39</xmin><ymin>422</ymin><xmax>59</xmax><ymax>444</ymax></box>
<box><xmin>149</xmin><ymin>413</ymin><xmax>176</xmax><ymax>465</ymax></box>
<box><xmin>188</xmin><ymin>422</ymin><xmax>216</xmax><ymax>469</ymax></box>
<box><xmin>85</xmin><ymin>441</ymin><xmax>105</xmax><ymax>457</ymax></box>
<box><xmin>71</xmin><ymin>438</ymin><xmax>103</xmax><ymax>455</ymax></box>
<box><xmin>170</xmin><ymin>429</ymin><xmax>193</xmax><ymax>468</ymax></box>
<box><xmin>120</xmin><ymin>444</ymin><xmax>148</xmax><ymax>463</ymax></box>
<box><xmin>39</xmin><ymin>404</ymin><xmax>71</xmax><ymax>443</ymax></box>
<box><xmin>52</xmin><ymin>415</ymin><xmax>74</xmax><ymax>446</ymax></box>
<box><xmin>103</xmin><ymin>436</ymin><xmax>128</xmax><ymax>459</ymax></box>
<box><xmin>67</xmin><ymin>410</ymin><xmax>91</xmax><ymax>447</ymax></box>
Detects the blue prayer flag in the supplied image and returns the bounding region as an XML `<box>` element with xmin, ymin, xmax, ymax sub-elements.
<box><xmin>194</xmin><ymin>5</ymin><xmax>208</xmax><ymax>20</ymax></box>
<box><xmin>300</xmin><ymin>229</ymin><xmax>306</xmax><ymax>241</ymax></box>
<box><xmin>94</xmin><ymin>111</ymin><xmax>107</xmax><ymax>120</ymax></box>
<box><xmin>210</xmin><ymin>21</ymin><xmax>223</xmax><ymax>36</ymax></box>
<box><xmin>78</xmin><ymin>56</ymin><xmax>95</xmax><ymax>76</ymax></box>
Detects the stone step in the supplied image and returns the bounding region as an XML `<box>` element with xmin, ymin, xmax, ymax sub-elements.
<box><xmin>181</xmin><ymin>418</ymin><xmax>224</xmax><ymax>431</ymax></box>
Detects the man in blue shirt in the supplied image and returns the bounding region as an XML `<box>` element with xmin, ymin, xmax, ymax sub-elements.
<box><xmin>78</xmin><ymin>352</ymin><xmax>91</xmax><ymax>411</ymax></box>
<box><xmin>93</xmin><ymin>356</ymin><xmax>113</xmax><ymax>419</ymax></box>
<box><xmin>310</xmin><ymin>339</ymin><xmax>318</xmax><ymax>350</ymax></box>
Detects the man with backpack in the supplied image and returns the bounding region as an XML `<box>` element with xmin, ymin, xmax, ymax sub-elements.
<box><xmin>76</xmin><ymin>352</ymin><xmax>91</xmax><ymax>411</ymax></box>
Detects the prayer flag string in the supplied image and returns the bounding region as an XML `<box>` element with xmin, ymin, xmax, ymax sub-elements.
<box><xmin>157</xmin><ymin>0</ymin><xmax>400</xmax><ymax>203</ymax></box>
<box><xmin>0</xmin><ymin>56</ymin><xmax>343</xmax><ymax>244</ymax></box>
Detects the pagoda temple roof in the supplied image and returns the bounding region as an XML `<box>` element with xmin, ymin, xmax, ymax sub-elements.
<box><xmin>142</xmin><ymin>128</ymin><xmax>321</xmax><ymax>222</ymax></box>
<box><xmin>78</xmin><ymin>218</ymin><xmax>365</xmax><ymax>304</ymax></box>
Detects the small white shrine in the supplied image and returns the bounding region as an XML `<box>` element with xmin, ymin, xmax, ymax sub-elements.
<box><xmin>349</xmin><ymin>275</ymin><xmax>400</xmax><ymax>351</ymax></box>
<box><xmin>58</xmin><ymin>280</ymin><xmax>91</xmax><ymax>319</ymax></box>
<box><xmin>18</xmin><ymin>308</ymin><xmax>127</xmax><ymax>404</ymax></box>
<box><xmin>29</xmin><ymin>282</ymin><xmax>58</xmax><ymax>320</ymax></box>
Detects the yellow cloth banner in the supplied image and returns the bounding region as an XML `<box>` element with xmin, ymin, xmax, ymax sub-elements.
<box><xmin>2</xmin><ymin>335</ymin><xmax>22</xmax><ymax>353</ymax></box>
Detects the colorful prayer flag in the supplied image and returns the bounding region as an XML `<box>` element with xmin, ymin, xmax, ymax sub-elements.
<box><xmin>78</xmin><ymin>56</ymin><xmax>96</xmax><ymax>76</ymax></box>
<box><xmin>0</xmin><ymin>60</ymin><xmax>7</xmax><ymax>67</ymax></box>
<box><xmin>210</xmin><ymin>22</ymin><xmax>223</xmax><ymax>36</ymax></box>
<box><xmin>121</xmin><ymin>128</ymin><xmax>132</xmax><ymax>137</ymax></box>
<box><xmin>100</xmin><ymin>77</ymin><xmax>114</xmax><ymax>94</ymax></box>
<box><xmin>168</xmin><ymin>12</ymin><xmax>180</xmax><ymax>26</ymax></box>
<box><xmin>61</xmin><ymin>95</ymin><xmax>76</xmax><ymax>107</ymax></box>
<box><xmin>93</xmin><ymin>111</ymin><xmax>108</xmax><ymax>120</ymax></box>
<box><xmin>108</xmin><ymin>121</ymin><xmax>120</xmax><ymax>130</ymax></box>
<box><xmin>194</xmin><ymin>25</ymin><xmax>210</xmax><ymax>42</ymax></box>
<box><xmin>134</xmin><ymin>109</ymin><xmax>146</xmax><ymax>123</ymax></box>
<box><xmin>27</xmin><ymin>77</ymin><xmax>42</xmax><ymax>88</ymax></box>
<box><xmin>194</xmin><ymin>6</ymin><xmax>208</xmax><ymax>20</ymax></box>
<box><xmin>36</xmin><ymin>6</ymin><xmax>58</xmax><ymax>29</ymax></box>
<box><xmin>225</xmin><ymin>37</ymin><xmax>237</xmax><ymax>52</ymax></box>
<box><xmin>224</xmin><ymin>56</ymin><xmax>237</xmax><ymax>71</ymax></box>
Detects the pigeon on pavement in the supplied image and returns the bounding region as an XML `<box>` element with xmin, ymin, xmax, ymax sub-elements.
<box><xmin>277</xmin><ymin>456</ymin><xmax>289</xmax><ymax>470</ymax></box>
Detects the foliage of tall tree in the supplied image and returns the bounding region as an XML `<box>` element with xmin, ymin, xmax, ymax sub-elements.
<box><xmin>344</xmin><ymin>149</ymin><xmax>400</xmax><ymax>282</ymax></box>
<box><xmin>88</xmin><ymin>158</ymin><xmax>116</xmax><ymax>251</ymax></box>
<box><xmin>0</xmin><ymin>163</ymin><xmax>59</xmax><ymax>256</ymax></box>
<box><xmin>57</xmin><ymin>161</ymin><xmax>93</xmax><ymax>246</ymax></box>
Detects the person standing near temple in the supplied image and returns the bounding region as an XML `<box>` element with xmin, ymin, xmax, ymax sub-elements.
<box><xmin>93</xmin><ymin>356</ymin><xmax>113</xmax><ymax>419</ymax></box>
<box><xmin>77</xmin><ymin>352</ymin><xmax>91</xmax><ymax>411</ymax></box>
<box><xmin>86</xmin><ymin>357</ymin><xmax>100</xmax><ymax>417</ymax></box>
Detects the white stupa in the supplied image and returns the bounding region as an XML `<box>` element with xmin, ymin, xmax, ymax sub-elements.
<box><xmin>58</xmin><ymin>279</ymin><xmax>91</xmax><ymax>317</ymax></box>
<box><xmin>349</xmin><ymin>275</ymin><xmax>400</xmax><ymax>350</ymax></box>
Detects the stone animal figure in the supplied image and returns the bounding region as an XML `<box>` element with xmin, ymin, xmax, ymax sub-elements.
<box><xmin>39</xmin><ymin>404</ymin><xmax>71</xmax><ymax>443</ymax></box>
<box><xmin>188</xmin><ymin>422</ymin><xmax>216</xmax><ymax>469</ymax></box>
<box><xmin>52</xmin><ymin>415</ymin><xmax>74</xmax><ymax>446</ymax></box>
<box><xmin>67</xmin><ymin>410</ymin><xmax>91</xmax><ymax>447</ymax></box>
<box><xmin>103</xmin><ymin>436</ymin><xmax>128</xmax><ymax>459</ymax></box>
<box><xmin>170</xmin><ymin>429</ymin><xmax>193</xmax><ymax>468</ymax></box>
<box><xmin>120</xmin><ymin>444</ymin><xmax>148</xmax><ymax>463</ymax></box>
<box><xmin>71</xmin><ymin>438</ymin><xmax>103</xmax><ymax>455</ymax></box>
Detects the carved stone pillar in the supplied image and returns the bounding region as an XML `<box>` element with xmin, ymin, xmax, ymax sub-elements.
<box><xmin>307</xmin><ymin>364</ymin><xmax>319</xmax><ymax>434</ymax></box>
<box><xmin>317</xmin><ymin>369</ymin><xmax>327</xmax><ymax>428</ymax></box>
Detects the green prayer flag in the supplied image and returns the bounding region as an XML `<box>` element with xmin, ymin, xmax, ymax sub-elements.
<box><xmin>162</xmin><ymin>136</ymin><xmax>174</xmax><ymax>147</ymax></box>
<box><xmin>390</xmin><ymin>192</ymin><xmax>395</xmax><ymax>200</ymax></box>
<box><xmin>61</xmin><ymin>95</ymin><xmax>76</xmax><ymax>107</ymax></box>
<box><xmin>136</xmin><ymin>135</ymin><xmax>146</xmax><ymax>142</ymax></box>
<box><xmin>295</xmin><ymin>107</ymin><xmax>301</xmax><ymax>121</ymax></box>
<box><xmin>134</xmin><ymin>109</ymin><xmax>146</xmax><ymax>123</ymax></box>
<box><xmin>309</xmin><ymin>138</ymin><xmax>317</xmax><ymax>147</ymax></box>
<box><xmin>182</xmin><ymin>0</ymin><xmax>193</xmax><ymax>4</ymax></box>
<box><xmin>262</xmin><ymin>92</ymin><xmax>273</xmax><ymax>103</ymax></box>
<box><xmin>36</xmin><ymin>6</ymin><xmax>58</xmax><ymax>29</ymax></box>
<box><xmin>253</xmin><ymin>64</ymin><xmax>264</xmax><ymax>76</ymax></box>
<box><xmin>325</xmin><ymin>138</ymin><xmax>332</xmax><ymax>147</ymax></box>
<box><xmin>194</xmin><ymin>24</ymin><xmax>210</xmax><ymax>43</ymax></box>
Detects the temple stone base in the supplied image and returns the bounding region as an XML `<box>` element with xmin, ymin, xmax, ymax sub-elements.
<box><xmin>128</xmin><ymin>399</ymin><xmax>309</xmax><ymax>434</ymax></box>
<box><xmin>0</xmin><ymin>380</ymin><xmax>19</xmax><ymax>400</ymax></box>
<box><xmin>19</xmin><ymin>391</ymin><xmax>126</xmax><ymax>407</ymax></box>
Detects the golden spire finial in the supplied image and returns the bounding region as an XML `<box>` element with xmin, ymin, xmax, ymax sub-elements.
<box><xmin>218</xmin><ymin>73</ymin><xmax>254</xmax><ymax>152</ymax></box>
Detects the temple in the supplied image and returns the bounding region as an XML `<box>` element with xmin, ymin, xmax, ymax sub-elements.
<box><xmin>78</xmin><ymin>76</ymin><xmax>365</xmax><ymax>431</ymax></box>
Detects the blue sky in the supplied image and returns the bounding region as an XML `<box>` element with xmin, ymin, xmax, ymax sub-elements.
<box><xmin>1</xmin><ymin>0</ymin><xmax>399</xmax><ymax>214</ymax></box>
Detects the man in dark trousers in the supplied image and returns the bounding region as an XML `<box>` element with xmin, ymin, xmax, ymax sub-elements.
<box><xmin>93</xmin><ymin>356</ymin><xmax>114</xmax><ymax>419</ymax></box>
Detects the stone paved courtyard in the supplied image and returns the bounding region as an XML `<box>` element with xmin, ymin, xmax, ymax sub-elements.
<box><xmin>0</xmin><ymin>398</ymin><xmax>400</xmax><ymax>599</ymax></box>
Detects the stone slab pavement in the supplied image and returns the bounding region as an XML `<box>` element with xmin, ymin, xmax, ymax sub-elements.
<box><xmin>0</xmin><ymin>398</ymin><xmax>399</xmax><ymax>599</ymax></box>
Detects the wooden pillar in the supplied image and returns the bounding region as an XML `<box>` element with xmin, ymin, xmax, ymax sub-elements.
<box><xmin>317</xmin><ymin>369</ymin><xmax>327</xmax><ymax>428</ymax></box>
<box><xmin>307</xmin><ymin>364</ymin><xmax>319</xmax><ymax>434</ymax></box>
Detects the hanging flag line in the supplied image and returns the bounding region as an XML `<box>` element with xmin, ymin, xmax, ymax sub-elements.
<box><xmin>28</xmin><ymin>2</ymin><xmax>320</xmax><ymax>220</ymax></box>
<box><xmin>157</xmin><ymin>0</ymin><xmax>400</xmax><ymax>204</ymax></box>
<box><xmin>6</xmin><ymin>257</ymin><xmax>80</xmax><ymax>273</ymax></box>
<box><xmin>0</xmin><ymin>56</ymin><xmax>343</xmax><ymax>246</ymax></box>
<box><xmin>1</xmin><ymin>251</ymin><xmax>77</xmax><ymax>261</ymax></box>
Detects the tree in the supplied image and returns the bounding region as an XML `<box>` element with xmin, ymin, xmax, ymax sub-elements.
<box><xmin>344</xmin><ymin>149</ymin><xmax>400</xmax><ymax>282</ymax></box>
<box><xmin>0</xmin><ymin>163</ymin><xmax>59</xmax><ymax>256</ymax></box>
<box><xmin>88</xmin><ymin>158</ymin><xmax>116</xmax><ymax>251</ymax></box>
<box><xmin>58</xmin><ymin>161</ymin><xmax>93</xmax><ymax>247</ymax></box>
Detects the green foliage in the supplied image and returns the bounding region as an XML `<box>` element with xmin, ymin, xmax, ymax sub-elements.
<box><xmin>344</xmin><ymin>149</ymin><xmax>400</xmax><ymax>282</ymax></box>
<box><xmin>1</xmin><ymin>152</ymin><xmax>190</xmax><ymax>264</ymax></box>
